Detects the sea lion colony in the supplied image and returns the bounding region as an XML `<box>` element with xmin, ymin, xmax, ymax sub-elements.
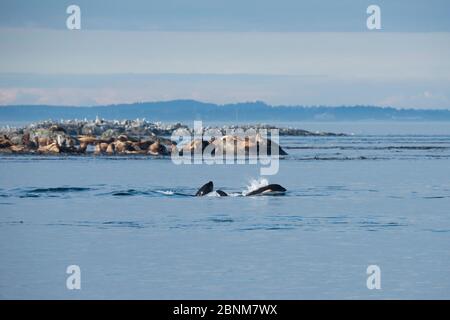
<box><xmin>0</xmin><ymin>119</ymin><xmax>291</xmax><ymax>156</ymax></box>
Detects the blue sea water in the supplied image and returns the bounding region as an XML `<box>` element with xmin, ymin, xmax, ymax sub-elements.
<box><xmin>0</xmin><ymin>121</ymin><xmax>449</xmax><ymax>299</ymax></box>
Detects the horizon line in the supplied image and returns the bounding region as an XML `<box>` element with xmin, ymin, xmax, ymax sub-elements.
<box><xmin>1</xmin><ymin>99</ymin><xmax>449</xmax><ymax>112</ymax></box>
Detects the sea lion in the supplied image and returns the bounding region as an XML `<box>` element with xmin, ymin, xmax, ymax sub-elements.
<box><xmin>114</xmin><ymin>140</ymin><xmax>130</xmax><ymax>153</ymax></box>
<box><xmin>10</xmin><ymin>145</ymin><xmax>25</xmax><ymax>153</ymax></box>
<box><xmin>38</xmin><ymin>137</ymin><xmax>50</xmax><ymax>147</ymax></box>
<box><xmin>99</xmin><ymin>142</ymin><xmax>109</xmax><ymax>153</ymax></box>
<box><xmin>148</xmin><ymin>139</ymin><xmax>168</xmax><ymax>155</ymax></box>
<box><xmin>117</xmin><ymin>135</ymin><xmax>129</xmax><ymax>142</ymax></box>
<box><xmin>106</xmin><ymin>143</ymin><xmax>115</xmax><ymax>154</ymax></box>
<box><xmin>0</xmin><ymin>136</ymin><xmax>12</xmax><ymax>149</ymax></box>
<box><xmin>78</xmin><ymin>142</ymin><xmax>88</xmax><ymax>153</ymax></box>
<box><xmin>148</xmin><ymin>140</ymin><xmax>161</xmax><ymax>155</ymax></box>
<box><xmin>208</xmin><ymin>135</ymin><xmax>288</xmax><ymax>157</ymax></box>
<box><xmin>77</xmin><ymin>135</ymin><xmax>97</xmax><ymax>145</ymax></box>
<box><xmin>38</xmin><ymin>142</ymin><xmax>60</xmax><ymax>154</ymax></box>
<box><xmin>136</xmin><ymin>140</ymin><xmax>153</xmax><ymax>151</ymax></box>
<box><xmin>181</xmin><ymin>139</ymin><xmax>209</xmax><ymax>156</ymax></box>
<box><xmin>94</xmin><ymin>143</ymin><xmax>102</xmax><ymax>154</ymax></box>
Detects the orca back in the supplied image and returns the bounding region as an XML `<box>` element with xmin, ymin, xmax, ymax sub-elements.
<box><xmin>216</xmin><ymin>190</ymin><xmax>228</xmax><ymax>197</ymax></box>
<box><xmin>246</xmin><ymin>184</ymin><xmax>286</xmax><ymax>196</ymax></box>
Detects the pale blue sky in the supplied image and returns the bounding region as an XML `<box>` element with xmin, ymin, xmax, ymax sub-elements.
<box><xmin>0</xmin><ymin>0</ymin><xmax>449</xmax><ymax>108</ymax></box>
<box><xmin>1</xmin><ymin>0</ymin><xmax>449</xmax><ymax>32</ymax></box>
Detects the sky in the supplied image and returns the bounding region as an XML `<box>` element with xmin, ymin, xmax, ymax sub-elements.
<box><xmin>0</xmin><ymin>0</ymin><xmax>449</xmax><ymax>108</ymax></box>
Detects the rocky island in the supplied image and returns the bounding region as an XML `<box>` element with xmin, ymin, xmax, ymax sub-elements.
<box><xmin>0</xmin><ymin>118</ymin><xmax>345</xmax><ymax>155</ymax></box>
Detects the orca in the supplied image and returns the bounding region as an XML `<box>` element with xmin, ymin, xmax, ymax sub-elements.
<box><xmin>245</xmin><ymin>184</ymin><xmax>287</xmax><ymax>196</ymax></box>
<box><xmin>195</xmin><ymin>181</ymin><xmax>228</xmax><ymax>197</ymax></box>
<box><xmin>195</xmin><ymin>181</ymin><xmax>286</xmax><ymax>197</ymax></box>
<box><xmin>195</xmin><ymin>181</ymin><xmax>214</xmax><ymax>196</ymax></box>
<box><xmin>216</xmin><ymin>190</ymin><xmax>228</xmax><ymax>197</ymax></box>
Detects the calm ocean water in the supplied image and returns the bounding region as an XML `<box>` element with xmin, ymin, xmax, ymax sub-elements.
<box><xmin>0</xmin><ymin>121</ymin><xmax>449</xmax><ymax>299</ymax></box>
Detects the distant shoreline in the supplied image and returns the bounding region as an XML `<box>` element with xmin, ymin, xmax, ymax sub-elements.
<box><xmin>1</xmin><ymin>100</ymin><xmax>450</xmax><ymax>122</ymax></box>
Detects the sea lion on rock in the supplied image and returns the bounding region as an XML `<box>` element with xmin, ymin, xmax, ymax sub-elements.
<box><xmin>148</xmin><ymin>139</ymin><xmax>167</xmax><ymax>155</ymax></box>
<box><xmin>117</xmin><ymin>135</ymin><xmax>129</xmax><ymax>142</ymax></box>
<box><xmin>114</xmin><ymin>140</ymin><xmax>130</xmax><ymax>153</ymax></box>
<box><xmin>136</xmin><ymin>140</ymin><xmax>153</xmax><ymax>151</ymax></box>
<box><xmin>106</xmin><ymin>143</ymin><xmax>115</xmax><ymax>154</ymax></box>
<box><xmin>0</xmin><ymin>136</ymin><xmax>12</xmax><ymax>149</ymax></box>
<box><xmin>38</xmin><ymin>137</ymin><xmax>51</xmax><ymax>147</ymax></box>
<box><xmin>94</xmin><ymin>143</ymin><xmax>102</xmax><ymax>155</ymax></box>
<box><xmin>38</xmin><ymin>142</ymin><xmax>60</xmax><ymax>154</ymax></box>
<box><xmin>10</xmin><ymin>145</ymin><xmax>25</xmax><ymax>153</ymax></box>
<box><xmin>181</xmin><ymin>139</ymin><xmax>209</xmax><ymax>156</ymax></box>
<box><xmin>207</xmin><ymin>135</ymin><xmax>287</xmax><ymax>157</ymax></box>
<box><xmin>77</xmin><ymin>135</ymin><xmax>97</xmax><ymax>145</ymax></box>
<box><xmin>97</xmin><ymin>142</ymin><xmax>109</xmax><ymax>154</ymax></box>
<box><xmin>78</xmin><ymin>142</ymin><xmax>88</xmax><ymax>153</ymax></box>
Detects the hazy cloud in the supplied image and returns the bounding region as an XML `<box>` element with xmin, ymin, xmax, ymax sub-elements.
<box><xmin>0</xmin><ymin>1</ymin><xmax>449</xmax><ymax>109</ymax></box>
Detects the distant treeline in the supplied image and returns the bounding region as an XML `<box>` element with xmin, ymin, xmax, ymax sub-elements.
<box><xmin>1</xmin><ymin>100</ymin><xmax>450</xmax><ymax>122</ymax></box>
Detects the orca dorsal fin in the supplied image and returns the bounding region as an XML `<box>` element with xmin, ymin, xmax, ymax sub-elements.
<box><xmin>195</xmin><ymin>181</ymin><xmax>214</xmax><ymax>196</ymax></box>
